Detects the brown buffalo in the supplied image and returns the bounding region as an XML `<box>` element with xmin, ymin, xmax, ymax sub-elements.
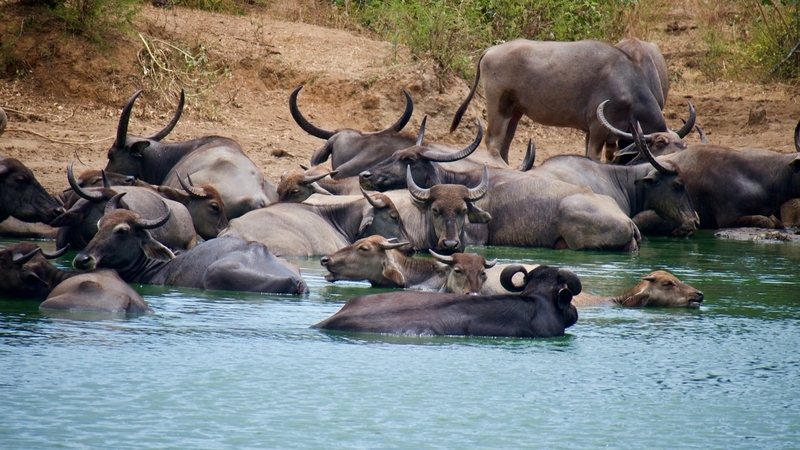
<box><xmin>573</xmin><ymin>270</ymin><xmax>704</xmax><ymax>308</ymax></box>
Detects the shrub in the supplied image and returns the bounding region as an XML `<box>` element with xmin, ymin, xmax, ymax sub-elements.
<box><xmin>51</xmin><ymin>0</ymin><xmax>140</xmax><ymax>43</ymax></box>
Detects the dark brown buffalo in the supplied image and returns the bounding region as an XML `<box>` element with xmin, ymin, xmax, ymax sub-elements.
<box><xmin>73</xmin><ymin>199</ymin><xmax>308</xmax><ymax>294</ymax></box>
<box><xmin>450</xmin><ymin>39</ymin><xmax>694</xmax><ymax>162</ymax></box>
<box><xmin>157</xmin><ymin>172</ymin><xmax>228</xmax><ymax>240</ymax></box>
<box><xmin>573</xmin><ymin>270</ymin><xmax>704</xmax><ymax>308</ymax></box>
<box><xmin>0</xmin><ymin>242</ymin><xmax>70</xmax><ymax>299</ymax></box>
<box><xmin>311</xmin><ymin>265</ymin><xmax>580</xmax><ymax>338</ymax></box>
<box><xmin>0</xmin><ymin>157</ymin><xmax>62</xmax><ymax>224</ymax></box>
<box><xmin>104</xmin><ymin>90</ymin><xmax>275</xmax><ymax>219</ymax></box>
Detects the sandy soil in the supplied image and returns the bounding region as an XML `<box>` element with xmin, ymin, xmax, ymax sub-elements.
<box><xmin>1</xmin><ymin>2</ymin><xmax>799</xmax><ymax>195</ymax></box>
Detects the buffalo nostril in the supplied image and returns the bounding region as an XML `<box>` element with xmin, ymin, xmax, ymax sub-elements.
<box><xmin>320</xmin><ymin>256</ymin><xmax>330</xmax><ymax>266</ymax></box>
<box><xmin>696</xmin><ymin>291</ymin><xmax>704</xmax><ymax>301</ymax></box>
<box><xmin>359</xmin><ymin>171</ymin><xmax>372</xmax><ymax>179</ymax></box>
<box><xmin>443</xmin><ymin>239</ymin><xmax>459</xmax><ymax>250</ymax></box>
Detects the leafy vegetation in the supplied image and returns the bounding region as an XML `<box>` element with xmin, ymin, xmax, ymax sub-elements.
<box><xmin>50</xmin><ymin>0</ymin><xmax>140</xmax><ymax>43</ymax></box>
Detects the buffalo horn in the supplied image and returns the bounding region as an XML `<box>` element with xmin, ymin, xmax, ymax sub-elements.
<box><xmin>415</xmin><ymin>115</ymin><xmax>427</xmax><ymax>146</ymax></box>
<box><xmin>12</xmin><ymin>247</ymin><xmax>41</xmax><ymax>265</ymax></box>
<box><xmin>115</xmin><ymin>90</ymin><xmax>143</xmax><ymax>147</ymax></box>
<box><xmin>428</xmin><ymin>249</ymin><xmax>454</xmax><ymax>264</ymax></box>
<box><xmin>101</xmin><ymin>170</ymin><xmax>110</xmax><ymax>188</ymax></box>
<box><xmin>557</xmin><ymin>268</ymin><xmax>582</xmax><ymax>295</ymax></box>
<box><xmin>466</xmin><ymin>165</ymin><xmax>490</xmax><ymax>201</ymax></box>
<box><xmin>596</xmin><ymin>100</ymin><xmax>653</xmax><ymax>141</ymax></box>
<box><xmin>368</xmin><ymin>90</ymin><xmax>414</xmax><ymax>136</ymax></box>
<box><xmin>500</xmin><ymin>264</ymin><xmax>527</xmax><ymax>292</ymax></box>
<box><xmin>795</xmin><ymin>121</ymin><xmax>800</xmax><ymax>153</ymax></box>
<box><xmin>633</xmin><ymin>122</ymin><xmax>677</xmax><ymax>175</ymax></box>
<box><xmin>484</xmin><ymin>258</ymin><xmax>497</xmax><ymax>269</ymax></box>
<box><xmin>289</xmin><ymin>86</ymin><xmax>335</xmax><ymax>140</ymax></box>
<box><xmin>379</xmin><ymin>238</ymin><xmax>410</xmax><ymax>251</ymax></box>
<box><xmin>42</xmin><ymin>245</ymin><xmax>69</xmax><ymax>259</ymax></box>
<box><xmin>422</xmin><ymin>119</ymin><xmax>484</xmax><ymax>163</ymax></box>
<box><xmin>673</xmin><ymin>102</ymin><xmax>696</xmax><ymax>138</ymax></box>
<box><xmin>302</xmin><ymin>172</ymin><xmax>331</xmax><ymax>185</ymax></box>
<box><xmin>406</xmin><ymin>166</ymin><xmax>431</xmax><ymax>202</ymax></box>
<box><xmin>176</xmin><ymin>170</ymin><xmax>207</xmax><ymax>198</ymax></box>
<box><xmin>695</xmin><ymin>125</ymin><xmax>708</xmax><ymax>144</ymax></box>
<box><xmin>361</xmin><ymin>188</ymin><xmax>387</xmax><ymax>208</ymax></box>
<box><xmin>147</xmin><ymin>89</ymin><xmax>185</xmax><ymax>141</ymax></box>
<box><xmin>0</xmin><ymin>107</ymin><xmax>7</xmax><ymax>137</ymax></box>
<box><xmin>134</xmin><ymin>204</ymin><xmax>171</xmax><ymax>230</ymax></box>
<box><xmin>519</xmin><ymin>139</ymin><xmax>536</xmax><ymax>171</ymax></box>
<box><xmin>104</xmin><ymin>192</ymin><xmax>127</xmax><ymax>216</ymax></box>
<box><xmin>67</xmin><ymin>162</ymin><xmax>104</xmax><ymax>202</ymax></box>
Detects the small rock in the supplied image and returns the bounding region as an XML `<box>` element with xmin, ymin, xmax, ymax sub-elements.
<box><xmin>748</xmin><ymin>106</ymin><xmax>767</xmax><ymax>126</ymax></box>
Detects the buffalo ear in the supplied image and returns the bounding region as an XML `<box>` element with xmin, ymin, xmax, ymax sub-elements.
<box><xmin>130</xmin><ymin>141</ymin><xmax>150</xmax><ymax>158</ymax></box>
<box><xmin>433</xmin><ymin>260</ymin><xmax>450</xmax><ymax>275</ymax></box>
<box><xmin>23</xmin><ymin>271</ymin><xmax>48</xmax><ymax>290</ymax></box>
<box><xmin>357</xmin><ymin>212</ymin><xmax>374</xmax><ymax>237</ymax></box>
<box><xmin>789</xmin><ymin>156</ymin><xmax>800</xmax><ymax>173</ymax></box>
<box><xmin>381</xmin><ymin>261</ymin><xmax>406</xmax><ymax>287</ymax></box>
<box><xmin>140</xmin><ymin>237</ymin><xmax>175</xmax><ymax>262</ymax></box>
<box><xmin>557</xmin><ymin>288</ymin><xmax>574</xmax><ymax>309</ymax></box>
<box><xmin>157</xmin><ymin>186</ymin><xmax>187</xmax><ymax>202</ymax></box>
<box><xmin>634</xmin><ymin>170</ymin><xmax>659</xmax><ymax>186</ymax></box>
<box><xmin>466</xmin><ymin>203</ymin><xmax>491</xmax><ymax>224</ymax></box>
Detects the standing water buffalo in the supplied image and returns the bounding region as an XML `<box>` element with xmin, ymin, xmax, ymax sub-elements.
<box><xmin>311</xmin><ymin>264</ymin><xmax>580</xmax><ymax>337</ymax></box>
<box><xmin>104</xmin><ymin>90</ymin><xmax>275</xmax><ymax>219</ymax></box>
<box><xmin>72</xmin><ymin>197</ymin><xmax>308</xmax><ymax>294</ymax></box>
<box><xmin>615</xmin><ymin>38</ymin><xmax>669</xmax><ymax>110</ymax></box>
<box><xmin>450</xmin><ymin>39</ymin><xmax>694</xmax><ymax>162</ymax></box>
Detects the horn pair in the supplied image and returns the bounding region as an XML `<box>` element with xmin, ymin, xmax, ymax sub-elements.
<box><xmin>406</xmin><ymin>165</ymin><xmax>489</xmax><ymax>202</ymax></box>
<box><xmin>104</xmin><ymin>193</ymin><xmax>171</xmax><ymax>229</ymax></box>
<box><xmin>115</xmin><ymin>89</ymin><xmax>185</xmax><ymax>146</ymax></box>
<box><xmin>596</xmin><ymin>99</ymin><xmax>695</xmax><ymax>141</ymax></box>
<box><xmin>412</xmin><ymin>115</ymin><xmax>484</xmax><ymax>163</ymax></box>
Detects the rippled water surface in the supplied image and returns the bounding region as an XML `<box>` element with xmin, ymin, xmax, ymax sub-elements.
<box><xmin>2</xmin><ymin>232</ymin><xmax>799</xmax><ymax>448</ymax></box>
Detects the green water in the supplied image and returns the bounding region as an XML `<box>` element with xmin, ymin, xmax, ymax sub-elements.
<box><xmin>1</xmin><ymin>232</ymin><xmax>799</xmax><ymax>448</ymax></box>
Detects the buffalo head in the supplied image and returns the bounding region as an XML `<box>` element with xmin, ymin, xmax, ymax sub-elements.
<box><xmin>320</xmin><ymin>235</ymin><xmax>410</xmax><ymax>287</ymax></box>
<box><xmin>0</xmin><ymin>157</ymin><xmax>62</xmax><ymax>224</ymax></box>
<box><xmin>407</xmin><ymin>165</ymin><xmax>491</xmax><ymax>254</ymax></box>
<box><xmin>430</xmin><ymin>250</ymin><xmax>496</xmax><ymax>295</ymax></box>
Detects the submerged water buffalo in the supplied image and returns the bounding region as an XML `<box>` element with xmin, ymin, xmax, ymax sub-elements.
<box><xmin>450</xmin><ymin>39</ymin><xmax>694</xmax><ymax>162</ymax></box>
<box><xmin>104</xmin><ymin>90</ymin><xmax>275</xmax><ymax>219</ymax></box>
<box><xmin>573</xmin><ymin>270</ymin><xmax>704</xmax><ymax>308</ymax></box>
<box><xmin>73</xmin><ymin>199</ymin><xmax>308</xmax><ymax>294</ymax></box>
<box><xmin>157</xmin><ymin>172</ymin><xmax>228</xmax><ymax>240</ymax></box>
<box><xmin>222</xmin><ymin>189</ymin><xmax>411</xmax><ymax>257</ymax></box>
<box><xmin>0</xmin><ymin>242</ymin><xmax>70</xmax><ymax>299</ymax></box>
<box><xmin>0</xmin><ymin>157</ymin><xmax>62</xmax><ymax>225</ymax></box>
<box><xmin>320</xmin><ymin>234</ymin><xmax>497</xmax><ymax>294</ymax></box>
<box><xmin>311</xmin><ymin>264</ymin><xmax>580</xmax><ymax>337</ymax></box>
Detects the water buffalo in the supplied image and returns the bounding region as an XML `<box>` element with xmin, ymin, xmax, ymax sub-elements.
<box><xmin>0</xmin><ymin>157</ymin><xmax>62</xmax><ymax>224</ymax></box>
<box><xmin>221</xmin><ymin>189</ymin><xmax>411</xmax><ymax>257</ymax></box>
<box><xmin>57</xmin><ymin>168</ymin><xmax>152</xmax><ymax>206</ymax></box>
<box><xmin>573</xmin><ymin>270</ymin><xmax>704</xmax><ymax>308</ymax></box>
<box><xmin>359</xmin><ymin>117</ymin><xmax>527</xmax><ymax>192</ymax></box>
<box><xmin>0</xmin><ymin>242</ymin><xmax>70</xmax><ymax>299</ymax></box>
<box><xmin>157</xmin><ymin>172</ymin><xmax>228</xmax><ymax>240</ymax></box>
<box><xmin>72</xmin><ymin>200</ymin><xmax>308</xmax><ymax>294</ymax></box>
<box><xmin>531</xmin><ymin>123</ymin><xmax>699</xmax><ymax>236</ymax></box>
<box><xmin>292</xmin><ymin>86</ymin><xmax>506</xmax><ymax>178</ymax></box>
<box><xmin>615</xmin><ymin>38</ymin><xmax>669</xmax><ymax>109</ymax></box>
<box><xmin>385</xmin><ymin>166</ymin><xmax>491</xmax><ymax>254</ymax></box>
<box><xmin>0</xmin><ymin>107</ymin><xmax>7</xmax><ymax>136</ymax></box>
<box><xmin>51</xmin><ymin>165</ymin><xmax>198</xmax><ymax>251</ymax></box>
<box><xmin>311</xmin><ymin>264</ymin><xmax>580</xmax><ymax>338</ymax></box>
<box><xmin>104</xmin><ymin>90</ymin><xmax>275</xmax><ymax>219</ymax></box>
<box><xmin>449</xmin><ymin>39</ymin><xmax>694</xmax><ymax>162</ymax></box>
<box><xmin>39</xmin><ymin>270</ymin><xmax>152</xmax><ymax>314</ymax></box>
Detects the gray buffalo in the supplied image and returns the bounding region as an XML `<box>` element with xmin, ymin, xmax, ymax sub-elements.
<box><xmin>311</xmin><ymin>264</ymin><xmax>580</xmax><ymax>338</ymax></box>
<box><xmin>39</xmin><ymin>270</ymin><xmax>152</xmax><ymax>314</ymax></box>
<box><xmin>104</xmin><ymin>90</ymin><xmax>275</xmax><ymax>219</ymax></box>
<box><xmin>450</xmin><ymin>39</ymin><xmax>694</xmax><ymax>162</ymax></box>
<box><xmin>72</xmin><ymin>201</ymin><xmax>308</xmax><ymax>295</ymax></box>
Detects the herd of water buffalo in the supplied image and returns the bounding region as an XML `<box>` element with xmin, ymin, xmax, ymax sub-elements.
<box><xmin>2</xmin><ymin>38</ymin><xmax>796</xmax><ymax>338</ymax></box>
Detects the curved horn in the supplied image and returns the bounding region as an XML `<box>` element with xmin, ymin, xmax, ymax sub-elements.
<box><xmin>484</xmin><ymin>258</ymin><xmax>497</xmax><ymax>268</ymax></box>
<box><xmin>289</xmin><ymin>85</ymin><xmax>335</xmax><ymax>140</ymax></box>
<box><xmin>176</xmin><ymin>170</ymin><xmax>207</xmax><ymax>198</ymax></box>
<box><xmin>361</xmin><ymin>187</ymin><xmax>387</xmax><ymax>208</ymax></box>
<box><xmin>795</xmin><ymin>120</ymin><xmax>800</xmax><ymax>153</ymax></box>
<box><xmin>67</xmin><ymin>162</ymin><xmax>104</xmax><ymax>202</ymax></box>
<box><xmin>597</xmin><ymin>100</ymin><xmax>653</xmax><ymax>141</ymax></box>
<box><xmin>415</xmin><ymin>115</ymin><xmax>427</xmax><ymax>146</ymax></box>
<box><xmin>466</xmin><ymin>165</ymin><xmax>490</xmax><ymax>201</ymax></box>
<box><xmin>302</xmin><ymin>172</ymin><xmax>331</xmax><ymax>184</ymax></box>
<box><xmin>557</xmin><ymin>268</ymin><xmax>582</xmax><ymax>295</ymax></box>
<box><xmin>101</xmin><ymin>170</ymin><xmax>110</xmax><ymax>188</ymax></box>
<box><xmin>146</xmin><ymin>89</ymin><xmax>184</xmax><ymax>141</ymax></box>
<box><xmin>104</xmin><ymin>192</ymin><xmax>127</xmax><ymax>216</ymax></box>
<box><xmin>12</xmin><ymin>247</ymin><xmax>41</xmax><ymax>265</ymax></box>
<box><xmin>695</xmin><ymin>125</ymin><xmax>708</xmax><ymax>144</ymax></box>
<box><xmin>406</xmin><ymin>166</ymin><xmax>431</xmax><ymax>202</ymax></box>
<box><xmin>134</xmin><ymin>204</ymin><xmax>171</xmax><ymax>230</ymax></box>
<box><xmin>500</xmin><ymin>264</ymin><xmax>527</xmax><ymax>292</ymax></box>
<box><xmin>428</xmin><ymin>249</ymin><xmax>454</xmax><ymax>264</ymax></box>
<box><xmin>379</xmin><ymin>239</ymin><xmax>410</xmax><ymax>251</ymax></box>
<box><xmin>519</xmin><ymin>139</ymin><xmax>536</xmax><ymax>171</ymax></box>
<box><xmin>633</xmin><ymin>121</ymin><xmax>676</xmax><ymax>175</ymax></box>
<box><xmin>368</xmin><ymin>90</ymin><xmax>413</xmax><ymax>135</ymax></box>
<box><xmin>42</xmin><ymin>245</ymin><xmax>69</xmax><ymax>259</ymax></box>
<box><xmin>115</xmin><ymin>90</ymin><xmax>143</xmax><ymax>146</ymax></box>
<box><xmin>421</xmin><ymin>119</ymin><xmax>484</xmax><ymax>163</ymax></box>
<box><xmin>673</xmin><ymin>102</ymin><xmax>696</xmax><ymax>138</ymax></box>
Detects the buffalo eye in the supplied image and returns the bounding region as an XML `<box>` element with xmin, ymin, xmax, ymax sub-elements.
<box><xmin>390</xmin><ymin>212</ymin><xmax>398</xmax><ymax>220</ymax></box>
<box><xmin>480</xmin><ymin>271</ymin><xmax>487</xmax><ymax>279</ymax></box>
<box><xmin>401</xmin><ymin>155</ymin><xmax>416</xmax><ymax>163</ymax></box>
<box><xmin>431</xmin><ymin>207</ymin><xmax>440</xmax><ymax>216</ymax></box>
<box><xmin>459</xmin><ymin>207</ymin><xmax>467</xmax><ymax>215</ymax></box>
<box><xmin>292</xmin><ymin>188</ymin><xmax>300</xmax><ymax>194</ymax></box>
<box><xmin>209</xmin><ymin>203</ymin><xmax>220</xmax><ymax>213</ymax></box>
<box><xmin>662</xmin><ymin>280</ymin><xmax>675</xmax><ymax>287</ymax></box>
<box><xmin>13</xmin><ymin>175</ymin><xmax>29</xmax><ymax>186</ymax></box>
<box><xmin>358</xmin><ymin>246</ymin><xmax>370</xmax><ymax>252</ymax></box>
<box><xmin>453</xmin><ymin>267</ymin><xmax>463</xmax><ymax>275</ymax></box>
